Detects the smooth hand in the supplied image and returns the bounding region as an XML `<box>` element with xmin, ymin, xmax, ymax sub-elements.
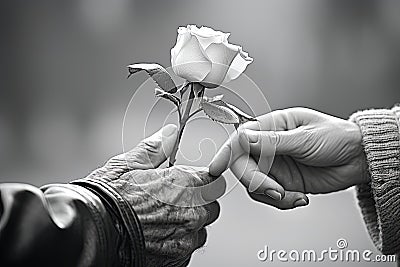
<box><xmin>209</xmin><ymin>107</ymin><xmax>368</xmax><ymax>210</ymax></box>
<box><xmin>88</xmin><ymin>125</ymin><xmax>226</xmax><ymax>266</ymax></box>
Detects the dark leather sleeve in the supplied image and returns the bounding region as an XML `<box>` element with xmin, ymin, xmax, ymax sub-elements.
<box><xmin>71</xmin><ymin>179</ymin><xmax>146</xmax><ymax>267</ymax></box>
<box><xmin>0</xmin><ymin>183</ymin><xmax>121</xmax><ymax>267</ymax></box>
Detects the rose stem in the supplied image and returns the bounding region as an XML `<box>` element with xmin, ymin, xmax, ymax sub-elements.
<box><xmin>168</xmin><ymin>83</ymin><xmax>196</xmax><ymax>166</ymax></box>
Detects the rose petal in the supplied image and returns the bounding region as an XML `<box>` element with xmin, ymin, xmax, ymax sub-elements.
<box><xmin>223</xmin><ymin>47</ymin><xmax>253</xmax><ymax>83</ymax></box>
<box><xmin>201</xmin><ymin>42</ymin><xmax>239</xmax><ymax>88</ymax></box>
<box><xmin>188</xmin><ymin>25</ymin><xmax>229</xmax><ymax>50</ymax></box>
<box><xmin>172</xmin><ymin>34</ymin><xmax>212</xmax><ymax>82</ymax></box>
<box><xmin>171</xmin><ymin>25</ymin><xmax>253</xmax><ymax>85</ymax></box>
<box><xmin>190</xmin><ymin>25</ymin><xmax>224</xmax><ymax>38</ymax></box>
<box><xmin>171</xmin><ymin>28</ymin><xmax>191</xmax><ymax>67</ymax></box>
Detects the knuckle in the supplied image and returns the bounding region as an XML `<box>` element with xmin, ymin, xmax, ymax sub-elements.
<box><xmin>184</xmin><ymin>207</ymin><xmax>208</xmax><ymax>231</ymax></box>
<box><xmin>204</xmin><ymin>201</ymin><xmax>221</xmax><ymax>223</ymax></box>
<box><xmin>165</xmin><ymin>234</ymin><xmax>197</xmax><ymax>256</ymax></box>
<box><xmin>105</xmin><ymin>154</ymin><xmax>124</xmax><ymax>168</ymax></box>
<box><xmin>273</xmin><ymin>131</ymin><xmax>282</xmax><ymax>148</ymax></box>
<box><xmin>196</xmin><ymin>228</ymin><xmax>208</xmax><ymax>249</ymax></box>
<box><xmin>301</xmin><ymin>128</ymin><xmax>314</xmax><ymax>143</ymax></box>
<box><xmin>210</xmin><ymin>201</ymin><xmax>221</xmax><ymax>213</ymax></box>
<box><xmin>140</xmin><ymin>138</ymin><xmax>161</xmax><ymax>154</ymax></box>
<box><xmin>197</xmin><ymin>206</ymin><xmax>209</xmax><ymax>225</ymax></box>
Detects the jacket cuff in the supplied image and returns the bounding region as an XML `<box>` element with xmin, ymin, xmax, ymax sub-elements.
<box><xmin>71</xmin><ymin>178</ymin><xmax>146</xmax><ymax>267</ymax></box>
<box><xmin>349</xmin><ymin>107</ymin><xmax>400</xmax><ymax>254</ymax></box>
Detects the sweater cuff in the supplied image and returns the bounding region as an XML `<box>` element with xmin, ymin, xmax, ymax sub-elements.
<box><xmin>350</xmin><ymin>107</ymin><xmax>400</xmax><ymax>254</ymax></box>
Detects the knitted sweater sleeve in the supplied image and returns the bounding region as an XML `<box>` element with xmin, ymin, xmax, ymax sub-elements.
<box><xmin>349</xmin><ymin>105</ymin><xmax>400</xmax><ymax>255</ymax></box>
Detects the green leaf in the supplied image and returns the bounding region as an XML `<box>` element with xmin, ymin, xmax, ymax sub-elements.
<box><xmin>201</xmin><ymin>97</ymin><xmax>257</xmax><ymax>125</ymax></box>
<box><xmin>155</xmin><ymin>88</ymin><xmax>181</xmax><ymax>106</ymax></box>
<box><xmin>200</xmin><ymin>100</ymin><xmax>240</xmax><ymax>124</ymax></box>
<box><xmin>128</xmin><ymin>63</ymin><xmax>177</xmax><ymax>93</ymax></box>
<box><xmin>224</xmin><ymin>103</ymin><xmax>257</xmax><ymax>124</ymax></box>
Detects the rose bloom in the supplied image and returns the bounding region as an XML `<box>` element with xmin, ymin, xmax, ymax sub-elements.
<box><xmin>171</xmin><ymin>25</ymin><xmax>253</xmax><ymax>88</ymax></box>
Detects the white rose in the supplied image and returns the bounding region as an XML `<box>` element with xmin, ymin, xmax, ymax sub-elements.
<box><xmin>171</xmin><ymin>25</ymin><xmax>253</xmax><ymax>88</ymax></box>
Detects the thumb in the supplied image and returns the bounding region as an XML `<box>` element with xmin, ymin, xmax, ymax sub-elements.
<box><xmin>239</xmin><ymin>128</ymin><xmax>304</xmax><ymax>156</ymax></box>
<box><xmin>105</xmin><ymin>124</ymin><xmax>178</xmax><ymax>174</ymax></box>
<box><xmin>86</xmin><ymin>124</ymin><xmax>178</xmax><ymax>181</ymax></box>
<box><xmin>125</xmin><ymin>124</ymin><xmax>178</xmax><ymax>169</ymax></box>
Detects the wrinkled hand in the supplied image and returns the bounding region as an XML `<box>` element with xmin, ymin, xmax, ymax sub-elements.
<box><xmin>88</xmin><ymin>125</ymin><xmax>226</xmax><ymax>266</ymax></box>
<box><xmin>209</xmin><ymin>107</ymin><xmax>368</xmax><ymax>210</ymax></box>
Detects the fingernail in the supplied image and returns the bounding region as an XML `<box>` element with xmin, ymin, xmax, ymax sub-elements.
<box><xmin>162</xmin><ymin>124</ymin><xmax>177</xmax><ymax>137</ymax></box>
<box><xmin>246</xmin><ymin>130</ymin><xmax>259</xmax><ymax>143</ymax></box>
<box><xmin>294</xmin><ymin>198</ymin><xmax>308</xmax><ymax>207</ymax></box>
<box><xmin>264</xmin><ymin>189</ymin><xmax>282</xmax><ymax>201</ymax></box>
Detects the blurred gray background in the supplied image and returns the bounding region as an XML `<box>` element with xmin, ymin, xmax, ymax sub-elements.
<box><xmin>1</xmin><ymin>0</ymin><xmax>399</xmax><ymax>266</ymax></box>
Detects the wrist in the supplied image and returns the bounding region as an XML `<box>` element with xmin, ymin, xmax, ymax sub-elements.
<box><xmin>348</xmin><ymin>121</ymin><xmax>370</xmax><ymax>184</ymax></box>
<box><xmin>357</xmin><ymin>149</ymin><xmax>371</xmax><ymax>184</ymax></box>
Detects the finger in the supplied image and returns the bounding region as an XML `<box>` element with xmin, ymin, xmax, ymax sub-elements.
<box><xmin>208</xmin><ymin>112</ymin><xmax>278</xmax><ymax>177</ymax></box>
<box><xmin>160</xmin><ymin>255</ymin><xmax>192</xmax><ymax>267</ymax></box>
<box><xmin>249</xmin><ymin>190</ymin><xmax>309</xmax><ymax>210</ymax></box>
<box><xmin>254</xmin><ymin>108</ymin><xmax>314</xmax><ymax>131</ymax></box>
<box><xmin>145</xmin><ymin>230</ymin><xmax>206</xmax><ymax>257</ymax></box>
<box><xmin>195</xmin><ymin>228</ymin><xmax>207</xmax><ymax>250</ymax></box>
<box><xmin>182</xmin><ymin>166</ymin><xmax>227</xmax><ymax>204</ymax></box>
<box><xmin>231</xmin><ymin>154</ymin><xmax>285</xmax><ymax>200</ymax></box>
<box><xmin>239</xmin><ymin>128</ymin><xmax>304</xmax><ymax>156</ymax></box>
<box><xmin>199</xmin><ymin>170</ymin><xmax>227</xmax><ymax>203</ymax></box>
<box><xmin>203</xmin><ymin>201</ymin><xmax>220</xmax><ymax>226</ymax></box>
<box><xmin>169</xmin><ymin>255</ymin><xmax>192</xmax><ymax>267</ymax></box>
<box><xmin>150</xmin><ymin>166</ymin><xmax>226</xmax><ymax>207</ymax></box>
<box><xmin>208</xmin><ymin>108</ymin><xmax>308</xmax><ymax>177</ymax></box>
<box><xmin>240</xmin><ymin>109</ymin><xmax>292</xmax><ymax>132</ymax></box>
<box><xmin>268</xmin><ymin>155</ymin><xmax>307</xmax><ymax>192</ymax></box>
<box><xmin>88</xmin><ymin>125</ymin><xmax>178</xmax><ymax>180</ymax></box>
<box><xmin>208</xmin><ymin>132</ymin><xmax>244</xmax><ymax>177</ymax></box>
<box><xmin>121</xmin><ymin>124</ymin><xmax>178</xmax><ymax>170</ymax></box>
